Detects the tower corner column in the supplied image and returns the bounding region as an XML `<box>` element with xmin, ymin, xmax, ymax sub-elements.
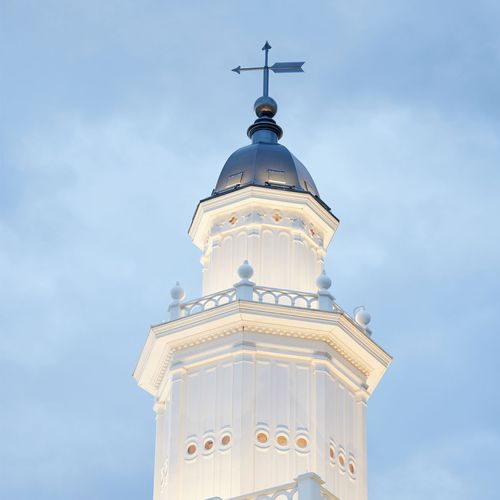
<box><xmin>355</xmin><ymin>388</ymin><xmax>369</xmax><ymax>500</ymax></box>
<box><xmin>153</xmin><ymin>400</ymin><xmax>166</xmax><ymax>500</ymax></box>
<box><xmin>231</xmin><ymin>340</ymin><xmax>256</xmax><ymax>495</ymax></box>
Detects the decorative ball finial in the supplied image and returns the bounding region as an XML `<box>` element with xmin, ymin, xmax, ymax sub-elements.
<box><xmin>238</xmin><ymin>260</ymin><xmax>254</xmax><ymax>281</ymax></box>
<box><xmin>170</xmin><ymin>281</ymin><xmax>185</xmax><ymax>301</ymax></box>
<box><xmin>354</xmin><ymin>306</ymin><xmax>371</xmax><ymax>328</ymax></box>
<box><xmin>316</xmin><ymin>270</ymin><xmax>332</xmax><ymax>291</ymax></box>
<box><xmin>254</xmin><ymin>96</ymin><xmax>278</xmax><ymax>118</ymax></box>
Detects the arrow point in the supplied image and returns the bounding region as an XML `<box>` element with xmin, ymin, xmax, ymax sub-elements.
<box><xmin>232</xmin><ymin>66</ymin><xmax>241</xmax><ymax>74</ymax></box>
<box><xmin>262</xmin><ymin>41</ymin><xmax>271</xmax><ymax>50</ymax></box>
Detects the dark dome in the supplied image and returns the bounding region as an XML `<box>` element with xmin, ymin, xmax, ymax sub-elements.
<box><xmin>212</xmin><ymin>142</ymin><xmax>320</xmax><ymax>197</ymax></box>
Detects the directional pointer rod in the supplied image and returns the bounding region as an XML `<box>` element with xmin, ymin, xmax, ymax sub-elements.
<box><xmin>232</xmin><ymin>62</ymin><xmax>305</xmax><ymax>75</ymax></box>
<box><xmin>232</xmin><ymin>42</ymin><xmax>305</xmax><ymax>98</ymax></box>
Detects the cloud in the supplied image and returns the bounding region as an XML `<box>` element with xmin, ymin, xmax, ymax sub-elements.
<box><xmin>1</xmin><ymin>1</ymin><xmax>499</xmax><ymax>498</ymax></box>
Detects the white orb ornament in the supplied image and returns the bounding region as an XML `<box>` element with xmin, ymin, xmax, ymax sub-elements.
<box><xmin>170</xmin><ymin>281</ymin><xmax>185</xmax><ymax>301</ymax></box>
<box><xmin>238</xmin><ymin>260</ymin><xmax>254</xmax><ymax>281</ymax></box>
<box><xmin>316</xmin><ymin>270</ymin><xmax>332</xmax><ymax>290</ymax></box>
<box><xmin>354</xmin><ymin>306</ymin><xmax>371</xmax><ymax>328</ymax></box>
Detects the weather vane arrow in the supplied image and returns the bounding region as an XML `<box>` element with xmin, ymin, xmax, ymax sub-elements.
<box><xmin>232</xmin><ymin>42</ymin><xmax>304</xmax><ymax>97</ymax></box>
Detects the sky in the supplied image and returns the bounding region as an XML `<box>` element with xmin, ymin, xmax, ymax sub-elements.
<box><xmin>1</xmin><ymin>0</ymin><xmax>499</xmax><ymax>498</ymax></box>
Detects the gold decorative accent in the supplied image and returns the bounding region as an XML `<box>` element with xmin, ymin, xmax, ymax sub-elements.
<box><xmin>296</xmin><ymin>437</ymin><xmax>308</xmax><ymax>449</ymax></box>
<box><xmin>257</xmin><ymin>432</ymin><xmax>268</xmax><ymax>443</ymax></box>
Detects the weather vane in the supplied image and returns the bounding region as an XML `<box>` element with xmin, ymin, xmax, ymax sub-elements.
<box><xmin>232</xmin><ymin>42</ymin><xmax>304</xmax><ymax>97</ymax></box>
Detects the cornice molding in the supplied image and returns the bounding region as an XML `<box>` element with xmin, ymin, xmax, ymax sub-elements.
<box><xmin>134</xmin><ymin>300</ymin><xmax>391</xmax><ymax>397</ymax></box>
<box><xmin>189</xmin><ymin>186</ymin><xmax>339</xmax><ymax>250</ymax></box>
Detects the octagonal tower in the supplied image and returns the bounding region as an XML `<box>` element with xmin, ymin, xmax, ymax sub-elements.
<box><xmin>134</xmin><ymin>45</ymin><xmax>391</xmax><ymax>500</ymax></box>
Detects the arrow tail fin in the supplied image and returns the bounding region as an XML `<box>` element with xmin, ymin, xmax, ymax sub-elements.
<box><xmin>271</xmin><ymin>62</ymin><xmax>305</xmax><ymax>73</ymax></box>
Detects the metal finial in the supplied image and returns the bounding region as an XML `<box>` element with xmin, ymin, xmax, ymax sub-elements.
<box><xmin>262</xmin><ymin>41</ymin><xmax>270</xmax><ymax>96</ymax></box>
<box><xmin>232</xmin><ymin>42</ymin><xmax>304</xmax><ymax>100</ymax></box>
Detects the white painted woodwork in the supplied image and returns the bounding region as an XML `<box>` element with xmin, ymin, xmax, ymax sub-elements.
<box><xmin>151</xmin><ymin>332</ymin><xmax>368</xmax><ymax>500</ymax></box>
<box><xmin>135</xmin><ymin>183</ymin><xmax>390</xmax><ymax>500</ymax></box>
<box><xmin>189</xmin><ymin>187</ymin><xmax>339</xmax><ymax>295</ymax></box>
<box><xmin>135</xmin><ymin>297</ymin><xmax>390</xmax><ymax>500</ymax></box>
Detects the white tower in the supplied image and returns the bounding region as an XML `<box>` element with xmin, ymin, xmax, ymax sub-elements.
<box><xmin>134</xmin><ymin>44</ymin><xmax>391</xmax><ymax>500</ymax></box>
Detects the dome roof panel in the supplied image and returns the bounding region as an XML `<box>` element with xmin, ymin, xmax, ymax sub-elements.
<box><xmin>213</xmin><ymin>142</ymin><xmax>320</xmax><ymax>197</ymax></box>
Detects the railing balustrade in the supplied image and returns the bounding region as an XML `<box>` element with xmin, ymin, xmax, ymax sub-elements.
<box><xmin>227</xmin><ymin>481</ymin><xmax>297</xmax><ymax>500</ymax></box>
<box><xmin>168</xmin><ymin>261</ymin><xmax>370</xmax><ymax>336</ymax></box>
<box><xmin>205</xmin><ymin>472</ymin><xmax>339</xmax><ymax>500</ymax></box>
<box><xmin>181</xmin><ymin>288</ymin><xmax>236</xmax><ymax>317</ymax></box>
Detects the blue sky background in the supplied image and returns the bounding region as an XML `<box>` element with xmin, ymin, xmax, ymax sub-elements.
<box><xmin>1</xmin><ymin>1</ymin><xmax>499</xmax><ymax>498</ymax></box>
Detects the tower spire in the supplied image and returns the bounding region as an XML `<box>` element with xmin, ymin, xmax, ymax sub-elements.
<box><xmin>134</xmin><ymin>42</ymin><xmax>392</xmax><ymax>500</ymax></box>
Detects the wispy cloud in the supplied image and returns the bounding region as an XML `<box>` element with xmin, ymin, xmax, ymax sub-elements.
<box><xmin>1</xmin><ymin>0</ymin><xmax>499</xmax><ymax>498</ymax></box>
